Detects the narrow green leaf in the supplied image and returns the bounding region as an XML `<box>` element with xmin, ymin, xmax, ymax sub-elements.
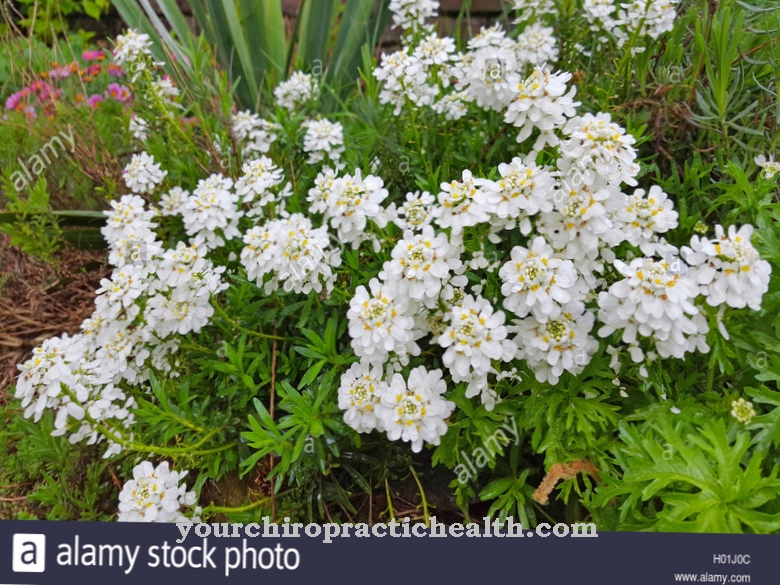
<box><xmin>299</xmin><ymin>360</ymin><xmax>326</xmax><ymax>389</ymax></box>
<box><xmin>298</xmin><ymin>0</ymin><xmax>336</xmax><ymax>72</ymax></box>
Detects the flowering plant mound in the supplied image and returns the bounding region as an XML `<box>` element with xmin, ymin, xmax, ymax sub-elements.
<box><xmin>6</xmin><ymin>0</ymin><xmax>780</xmax><ymax>531</ymax></box>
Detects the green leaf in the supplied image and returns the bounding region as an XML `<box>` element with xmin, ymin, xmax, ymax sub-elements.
<box><xmin>299</xmin><ymin>360</ymin><xmax>326</xmax><ymax>389</ymax></box>
<box><xmin>297</xmin><ymin>0</ymin><xmax>336</xmax><ymax>71</ymax></box>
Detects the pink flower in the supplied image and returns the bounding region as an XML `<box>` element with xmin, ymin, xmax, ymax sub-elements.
<box><xmin>48</xmin><ymin>65</ymin><xmax>70</xmax><ymax>79</ymax></box>
<box><xmin>5</xmin><ymin>90</ymin><xmax>25</xmax><ymax>110</ymax></box>
<box><xmin>87</xmin><ymin>94</ymin><xmax>104</xmax><ymax>108</ymax></box>
<box><xmin>107</xmin><ymin>63</ymin><xmax>125</xmax><ymax>77</ymax></box>
<box><xmin>82</xmin><ymin>50</ymin><xmax>106</xmax><ymax>61</ymax></box>
<box><xmin>107</xmin><ymin>83</ymin><xmax>133</xmax><ymax>104</ymax></box>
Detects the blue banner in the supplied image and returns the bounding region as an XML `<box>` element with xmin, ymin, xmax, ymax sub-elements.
<box><xmin>1</xmin><ymin>519</ymin><xmax>774</xmax><ymax>584</ymax></box>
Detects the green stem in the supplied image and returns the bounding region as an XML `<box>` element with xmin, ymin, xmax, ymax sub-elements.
<box><xmin>204</xmin><ymin>498</ymin><xmax>271</xmax><ymax>515</ymax></box>
<box><xmin>59</xmin><ymin>385</ymin><xmax>235</xmax><ymax>457</ymax></box>
<box><xmin>409</xmin><ymin>465</ymin><xmax>430</xmax><ymax>527</ymax></box>
<box><xmin>211</xmin><ymin>299</ymin><xmax>290</xmax><ymax>341</ymax></box>
<box><xmin>384</xmin><ymin>477</ymin><xmax>396</xmax><ymax>521</ymax></box>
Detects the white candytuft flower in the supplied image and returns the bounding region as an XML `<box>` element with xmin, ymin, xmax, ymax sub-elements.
<box><xmin>514</xmin><ymin>301</ymin><xmax>598</xmax><ymax>384</ymax></box>
<box><xmin>129</xmin><ymin>116</ymin><xmax>149</xmax><ymax>141</ymax></box>
<box><xmin>433</xmin><ymin>169</ymin><xmax>492</xmax><ymax>233</ymax></box>
<box><xmin>347</xmin><ymin>278</ymin><xmax>420</xmax><ymax>366</ymax></box>
<box><xmin>615</xmin><ymin>0</ymin><xmax>678</xmax><ymax>46</ymax></box>
<box><xmin>609</xmin><ymin>256</ymin><xmax>698</xmax><ymax>323</ymax></box>
<box><xmin>584</xmin><ymin>0</ymin><xmax>618</xmax><ymax>33</ymax></box>
<box><xmin>558</xmin><ymin>112</ymin><xmax>640</xmax><ymax>187</ymax></box>
<box><xmin>392</xmin><ymin>190</ymin><xmax>436</xmax><ymax>231</ymax></box>
<box><xmin>302</xmin><ymin>118</ymin><xmax>345</xmax><ymax>169</ymax></box>
<box><xmin>123</xmin><ymin>152</ymin><xmax>166</xmax><ymax>194</ymax></box>
<box><xmin>374</xmin><ymin>48</ymin><xmax>432</xmax><ymax>116</ymax></box>
<box><xmin>755</xmin><ymin>154</ymin><xmax>780</xmax><ymax>179</ymax></box>
<box><xmin>241</xmin><ymin>213</ymin><xmax>341</xmax><ymax>296</ymax></box>
<box><xmin>181</xmin><ymin>173</ymin><xmax>242</xmax><ymax>249</ymax></box>
<box><xmin>231</xmin><ymin>111</ymin><xmax>280</xmax><ymax>154</ymax></box>
<box><xmin>150</xmin><ymin>76</ymin><xmax>180</xmax><ymax>103</ymax></box>
<box><xmin>389</xmin><ymin>0</ymin><xmax>439</xmax><ymax>33</ymax></box>
<box><xmin>682</xmin><ymin>224</ymin><xmax>771</xmax><ymax>311</ymax></box>
<box><xmin>159</xmin><ymin>186</ymin><xmax>188</xmax><ymax>217</ymax></box>
<box><xmin>378</xmin><ymin>366</ymin><xmax>454</xmax><ymax>453</ymax></box>
<box><xmin>324</xmin><ymin>169</ymin><xmax>389</xmax><ymax>247</ymax></box>
<box><xmin>537</xmin><ymin>182</ymin><xmax>620</xmax><ymax>261</ymax></box>
<box><xmin>235</xmin><ymin>156</ymin><xmax>287</xmax><ymax>206</ymax></box>
<box><xmin>432</xmin><ymin>91</ymin><xmax>469</xmax><ymax>120</ymax></box>
<box><xmin>515</xmin><ymin>23</ymin><xmax>559</xmax><ymax>66</ymax></box>
<box><xmin>414</xmin><ymin>32</ymin><xmax>457</xmax><ymax>67</ymax></box>
<box><xmin>453</xmin><ymin>25</ymin><xmax>522</xmax><ymax>112</ymax></box>
<box><xmin>437</xmin><ymin>294</ymin><xmax>516</xmax><ymax>408</ymax></box>
<box><xmin>102</xmin><ymin>194</ymin><xmax>157</xmax><ymax>242</ymax></box>
<box><xmin>483</xmin><ymin>157</ymin><xmax>556</xmax><ymax>234</ymax></box>
<box><xmin>504</xmin><ymin>66</ymin><xmax>579</xmax><ymax>152</ymax></box>
<box><xmin>307</xmin><ymin>167</ymin><xmax>340</xmax><ymax>214</ymax></box>
<box><xmin>382</xmin><ymin>225</ymin><xmax>462</xmax><ymax>306</ymax></box>
<box><xmin>106</xmin><ymin>229</ymin><xmax>162</xmax><ymax>274</ymax></box>
<box><xmin>15</xmin><ymin>334</ymin><xmax>89</xmax><ymax>423</ymax></box>
<box><xmin>113</xmin><ymin>29</ymin><xmax>152</xmax><ymax>67</ymax></box>
<box><xmin>274</xmin><ymin>72</ymin><xmax>318</xmax><ymax>113</ymax></box>
<box><xmin>597</xmin><ymin>256</ymin><xmax>709</xmax><ymax>359</ymax></box>
<box><xmin>499</xmin><ymin>236</ymin><xmax>580</xmax><ymax>319</ymax></box>
<box><xmin>511</xmin><ymin>0</ymin><xmax>556</xmax><ymax>24</ymax></box>
<box><xmin>615</xmin><ymin>185</ymin><xmax>678</xmax><ymax>254</ymax></box>
<box><xmin>118</xmin><ymin>461</ymin><xmax>200</xmax><ymax>523</ymax></box>
<box><xmin>338</xmin><ymin>361</ymin><xmax>387</xmax><ymax>433</ymax></box>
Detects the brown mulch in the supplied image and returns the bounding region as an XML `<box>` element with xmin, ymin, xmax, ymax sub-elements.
<box><xmin>0</xmin><ymin>233</ymin><xmax>110</xmax><ymax>403</ymax></box>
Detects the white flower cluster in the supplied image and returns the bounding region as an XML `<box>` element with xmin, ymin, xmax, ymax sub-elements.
<box><xmin>439</xmin><ymin>295</ymin><xmax>516</xmax><ymax>409</ymax></box>
<box><xmin>181</xmin><ymin>174</ymin><xmax>242</xmax><ymax>249</ymax></box>
<box><xmin>597</xmin><ymin>256</ymin><xmax>709</xmax><ymax>362</ymax></box>
<box><xmin>16</xmin><ymin>191</ymin><xmax>228</xmax><ymax>457</ymax></box>
<box><xmin>235</xmin><ymin>155</ymin><xmax>292</xmax><ymax>214</ymax></box>
<box><xmin>389</xmin><ymin>0</ymin><xmax>440</xmax><ymax>33</ymax></box>
<box><xmin>374</xmin><ymin>0</ymin><xmax>680</xmax><ymax>119</ymax></box>
<box><xmin>241</xmin><ymin>213</ymin><xmax>342</xmax><ymax>295</ymax></box>
<box><xmin>373</xmin><ymin>23</ymin><xmax>562</xmax><ymax>120</ymax></box>
<box><xmin>511</xmin><ymin>0</ymin><xmax>556</xmax><ymax>24</ymax></box>
<box><xmin>389</xmin><ymin>190</ymin><xmax>436</xmax><ymax>231</ymax></box>
<box><xmin>123</xmin><ymin>152</ymin><xmax>167</xmax><ymax>194</ymax></box>
<box><xmin>374</xmin><ymin>47</ymin><xmax>438</xmax><ymax>116</ymax></box>
<box><xmin>232</xmin><ymin>110</ymin><xmax>280</xmax><ymax>154</ymax></box>
<box><xmin>682</xmin><ymin>225</ymin><xmax>771</xmax><ymax>311</ymax></box>
<box><xmin>504</xmin><ymin>66</ymin><xmax>579</xmax><ymax>152</ymax></box>
<box><xmin>307</xmin><ymin>167</ymin><xmax>390</xmax><ymax>248</ymax></box>
<box><xmin>338</xmin><ymin>362</ymin><xmax>454</xmax><ymax>452</ymax></box>
<box><xmin>113</xmin><ymin>29</ymin><xmax>152</xmax><ymax>67</ymax></box>
<box><xmin>583</xmin><ymin>0</ymin><xmax>618</xmax><ymax>36</ymax></box>
<box><xmin>615</xmin><ymin>0</ymin><xmax>679</xmax><ymax>47</ymax></box>
<box><xmin>302</xmin><ymin>118</ymin><xmax>345</xmax><ymax>170</ymax></box>
<box><xmin>274</xmin><ymin>72</ymin><xmax>318</xmax><ymax>113</ymax></box>
<box><xmin>516</xmin><ymin>23</ymin><xmax>559</xmax><ymax>66</ymax></box>
<box><xmin>129</xmin><ymin>116</ymin><xmax>149</xmax><ymax>141</ymax></box>
<box><xmin>118</xmin><ymin>461</ymin><xmax>200</xmax><ymax>523</ymax></box>
<box><xmin>361</xmin><ymin>22</ymin><xmax>771</xmax><ymax>396</ymax></box>
<box><xmin>380</xmin><ymin>225</ymin><xmax>463</xmax><ymax>307</ymax></box>
<box><xmin>755</xmin><ymin>154</ymin><xmax>780</xmax><ymax>180</ymax></box>
<box><xmin>453</xmin><ymin>25</ymin><xmax>529</xmax><ymax>112</ymax></box>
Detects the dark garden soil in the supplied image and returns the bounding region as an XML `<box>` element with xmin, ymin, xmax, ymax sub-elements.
<box><xmin>0</xmin><ymin>232</ymin><xmax>110</xmax><ymax>402</ymax></box>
